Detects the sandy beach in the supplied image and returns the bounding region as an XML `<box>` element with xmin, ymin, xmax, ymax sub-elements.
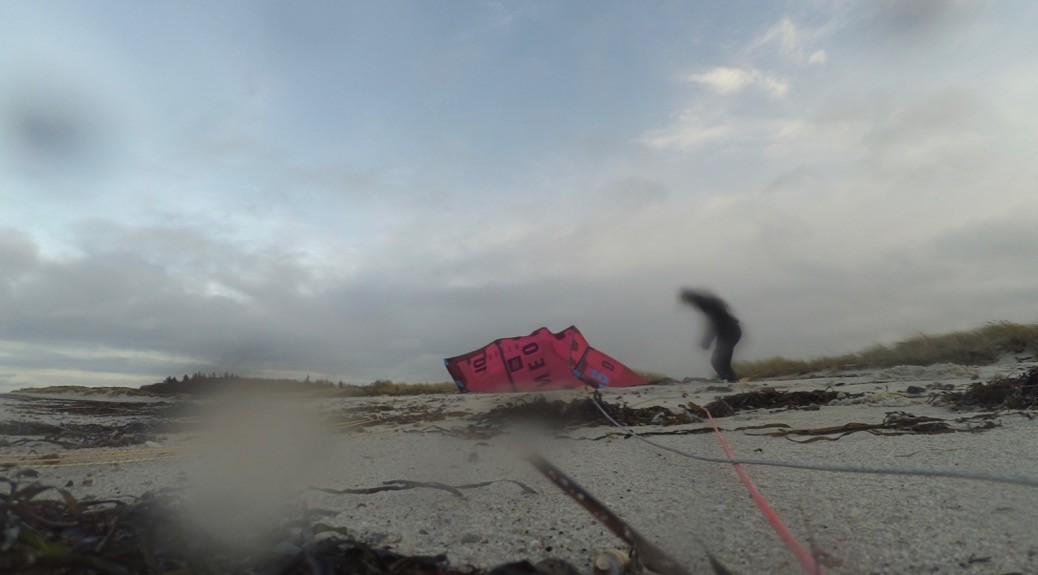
<box><xmin>3</xmin><ymin>360</ymin><xmax>1037</xmax><ymax>575</ymax></box>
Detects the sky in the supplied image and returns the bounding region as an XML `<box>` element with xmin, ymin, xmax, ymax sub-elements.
<box><xmin>2</xmin><ymin>1</ymin><xmax>1037</xmax><ymax>391</ymax></box>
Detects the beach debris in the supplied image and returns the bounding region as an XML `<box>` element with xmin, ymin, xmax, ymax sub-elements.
<box><xmin>3</xmin><ymin>394</ymin><xmax>186</xmax><ymax>419</ymax></box>
<box><xmin>959</xmin><ymin>553</ymin><xmax>992</xmax><ymax>567</ymax></box>
<box><xmin>571</xmin><ymin>426</ymin><xmax>717</xmax><ymax>441</ymax></box>
<box><xmin>334</xmin><ymin>402</ymin><xmax>467</xmax><ymax>429</ymax></box>
<box><xmin>528</xmin><ymin>453</ymin><xmax>732</xmax><ymax>575</ymax></box>
<box><xmin>0</xmin><ymin>395</ymin><xmax>186</xmax><ymax>452</ymax></box>
<box><xmin>592</xmin><ymin>549</ymin><xmax>632</xmax><ymax>575</ymax></box>
<box><xmin>479</xmin><ymin>397</ymin><xmax>698</xmax><ymax>429</ymax></box>
<box><xmin>934</xmin><ymin>367</ymin><xmax>1038</xmax><ymax>411</ymax></box>
<box><xmin>704</xmin><ymin>385</ymin><xmax>733</xmax><ymax>393</ymax></box>
<box><xmin>0</xmin><ymin>420</ymin><xmax>163</xmax><ymax>451</ymax></box>
<box><xmin>874</xmin><ymin>364</ymin><xmax>979</xmax><ymax>383</ymax></box>
<box><xmin>309</xmin><ymin>478</ymin><xmax>537</xmax><ymax>498</ymax></box>
<box><xmin>743</xmin><ymin>411</ymin><xmax>1000</xmax><ymax>443</ymax></box>
<box><xmin>0</xmin><ymin>422</ymin><xmax>65</xmax><ymax>437</ymax></box>
<box><xmin>487</xmin><ymin>559</ymin><xmax>583</xmax><ymax>575</ymax></box>
<box><xmin>278</xmin><ymin>537</ymin><xmax>459</xmax><ymax>574</ymax></box>
<box><xmin>0</xmin><ymin>475</ymin><xmax>566</xmax><ymax>575</ymax></box>
<box><xmin>409</xmin><ymin>397</ymin><xmax>708</xmax><ymax>440</ymax></box>
<box><xmin>703</xmin><ymin>388</ymin><xmax>850</xmax><ymax>417</ymax></box>
<box><xmin>828</xmin><ymin>391</ymin><xmax>916</xmax><ymax>408</ymax></box>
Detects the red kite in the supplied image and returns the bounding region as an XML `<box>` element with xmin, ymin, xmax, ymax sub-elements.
<box><xmin>445</xmin><ymin>326</ymin><xmax>646</xmax><ymax>393</ymax></box>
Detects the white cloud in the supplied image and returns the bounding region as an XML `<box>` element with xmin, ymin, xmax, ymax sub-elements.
<box><xmin>758</xmin><ymin>74</ymin><xmax>790</xmax><ymax>97</ymax></box>
<box><xmin>752</xmin><ymin>16</ymin><xmax>831</xmax><ymax>65</ymax></box>
<box><xmin>686</xmin><ymin>66</ymin><xmax>789</xmax><ymax>97</ymax></box>
<box><xmin>757</xmin><ymin>17</ymin><xmax>802</xmax><ymax>56</ymax></box>
<box><xmin>639</xmin><ymin>111</ymin><xmax>734</xmax><ymax>151</ymax></box>
<box><xmin>639</xmin><ymin>109</ymin><xmax>841</xmax><ymax>154</ymax></box>
<box><xmin>686</xmin><ymin>67</ymin><xmax>754</xmax><ymax>93</ymax></box>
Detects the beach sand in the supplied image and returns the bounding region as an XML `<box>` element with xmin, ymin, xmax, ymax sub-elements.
<box><xmin>3</xmin><ymin>360</ymin><xmax>1037</xmax><ymax>574</ymax></box>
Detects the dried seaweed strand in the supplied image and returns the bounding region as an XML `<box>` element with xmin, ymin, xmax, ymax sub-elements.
<box><xmin>308</xmin><ymin>478</ymin><xmax>537</xmax><ymax>498</ymax></box>
<box><xmin>527</xmin><ymin>453</ymin><xmax>696</xmax><ymax>575</ymax></box>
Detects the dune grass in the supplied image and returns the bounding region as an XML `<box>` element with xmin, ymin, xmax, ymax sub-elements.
<box><xmin>734</xmin><ymin>321</ymin><xmax>1038</xmax><ymax>379</ymax></box>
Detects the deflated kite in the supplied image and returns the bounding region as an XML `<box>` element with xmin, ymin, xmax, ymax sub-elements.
<box><xmin>444</xmin><ymin>326</ymin><xmax>646</xmax><ymax>393</ymax></box>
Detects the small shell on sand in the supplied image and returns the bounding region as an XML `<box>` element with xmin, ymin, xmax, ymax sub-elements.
<box><xmin>592</xmin><ymin>549</ymin><xmax>630</xmax><ymax>575</ymax></box>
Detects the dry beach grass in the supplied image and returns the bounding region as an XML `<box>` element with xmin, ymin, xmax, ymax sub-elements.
<box><xmin>734</xmin><ymin>321</ymin><xmax>1038</xmax><ymax>380</ymax></box>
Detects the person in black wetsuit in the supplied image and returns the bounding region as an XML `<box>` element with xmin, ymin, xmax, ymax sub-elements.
<box><xmin>680</xmin><ymin>289</ymin><xmax>742</xmax><ymax>382</ymax></box>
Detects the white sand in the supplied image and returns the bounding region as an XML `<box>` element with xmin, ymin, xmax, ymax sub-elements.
<box><xmin>3</xmin><ymin>361</ymin><xmax>1037</xmax><ymax>574</ymax></box>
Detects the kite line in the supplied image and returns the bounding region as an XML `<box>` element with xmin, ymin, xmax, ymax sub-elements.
<box><xmin>588</xmin><ymin>392</ymin><xmax>820</xmax><ymax>573</ymax></box>
<box><xmin>588</xmin><ymin>392</ymin><xmax>1038</xmax><ymax>488</ymax></box>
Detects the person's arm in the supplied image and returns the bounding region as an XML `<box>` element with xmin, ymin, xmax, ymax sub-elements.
<box><xmin>701</xmin><ymin>325</ymin><xmax>716</xmax><ymax>349</ymax></box>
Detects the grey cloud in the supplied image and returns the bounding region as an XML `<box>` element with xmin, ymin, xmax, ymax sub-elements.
<box><xmin>621</xmin><ymin>161</ymin><xmax>1038</xmax><ymax>364</ymax></box>
<box><xmin>4</xmin><ymin>194</ymin><xmax>1038</xmax><ymax>393</ymax></box>
<box><xmin>859</xmin><ymin>90</ymin><xmax>989</xmax><ymax>168</ymax></box>
<box><xmin>713</xmin><ymin>245</ymin><xmax>1029</xmax><ymax>361</ymax></box>
<box><xmin>758</xmin><ymin>89</ymin><xmax>1000</xmax><ymax>201</ymax></box>
<box><xmin>285</xmin><ymin>163</ymin><xmax>390</xmax><ymax>200</ymax></box>
<box><xmin>863</xmin><ymin>0</ymin><xmax>988</xmax><ymax>37</ymax></box>
<box><xmin>764</xmin><ymin>167</ymin><xmax>817</xmax><ymax>193</ymax></box>
<box><xmin>2</xmin><ymin>226</ymin><xmax>304</xmax><ymax>366</ymax></box>
<box><xmin>929</xmin><ymin>211</ymin><xmax>1038</xmax><ymax>269</ymax></box>
<box><xmin>0</xmin><ymin>221</ymin><xmax>687</xmax><ymax>387</ymax></box>
<box><xmin>599</xmin><ymin>177</ymin><xmax>670</xmax><ymax>210</ymax></box>
<box><xmin>0</xmin><ymin>228</ymin><xmax>39</xmax><ymax>281</ymax></box>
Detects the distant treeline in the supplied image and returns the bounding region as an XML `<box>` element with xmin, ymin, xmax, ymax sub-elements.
<box><xmin>140</xmin><ymin>372</ymin><xmax>456</xmax><ymax>397</ymax></box>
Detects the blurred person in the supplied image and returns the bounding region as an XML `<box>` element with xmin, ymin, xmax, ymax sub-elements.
<box><xmin>680</xmin><ymin>289</ymin><xmax>742</xmax><ymax>382</ymax></box>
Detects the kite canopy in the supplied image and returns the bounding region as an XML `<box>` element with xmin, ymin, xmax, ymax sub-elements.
<box><xmin>444</xmin><ymin>326</ymin><xmax>647</xmax><ymax>393</ymax></box>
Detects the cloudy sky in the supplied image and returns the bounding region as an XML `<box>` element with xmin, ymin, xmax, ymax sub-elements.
<box><xmin>2</xmin><ymin>1</ymin><xmax>1037</xmax><ymax>391</ymax></box>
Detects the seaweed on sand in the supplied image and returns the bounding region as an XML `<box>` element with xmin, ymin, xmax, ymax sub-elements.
<box><xmin>702</xmin><ymin>388</ymin><xmax>847</xmax><ymax>418</ymax></box>
<box><xmin>935</xmin><ymin>367</ymin><xmax>1038</xmax><ymax>411</ymax></box>
<box><xmin>4</xmin><ymin>395</ymin><xmax>187</xmax><ymax>419</ymax></box>
<box><xmin>0</xmin><ymin>477</ymin><xmax>579</xmax><ymax>575</ymax></box>
<box><xmin>0</xmin><ymin>420</ymin><xmax>165</xmax><ymax>451</ymax></box>
<box><xmin>477</xmin><ymin>397</ymin><xmax>696</xmax><ymax>429</ymax></box>
<box><xmin>743</xmin><ymin>411</ymin><xmax>1000</xmax><ymax>443</ymax></box>
<box><xmin>329</xmin><ymin>397</ymin><xmax>474</xmax><ymax>430</ymax></box>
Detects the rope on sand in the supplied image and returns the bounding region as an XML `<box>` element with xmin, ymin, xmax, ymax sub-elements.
<box><xmin>699</xmin><ymin>405</ymin><xmax>823</xmax><ymax>575</ymax></box>
<box><xmin>588</xmin><ymin>392</ymin><xmax>820</xmax><ymax>573</ymax></box>
<box><xmin>589</xmin><ymin>393</ymin><xmax>1038</xmax><ymax>488</ymax></box>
